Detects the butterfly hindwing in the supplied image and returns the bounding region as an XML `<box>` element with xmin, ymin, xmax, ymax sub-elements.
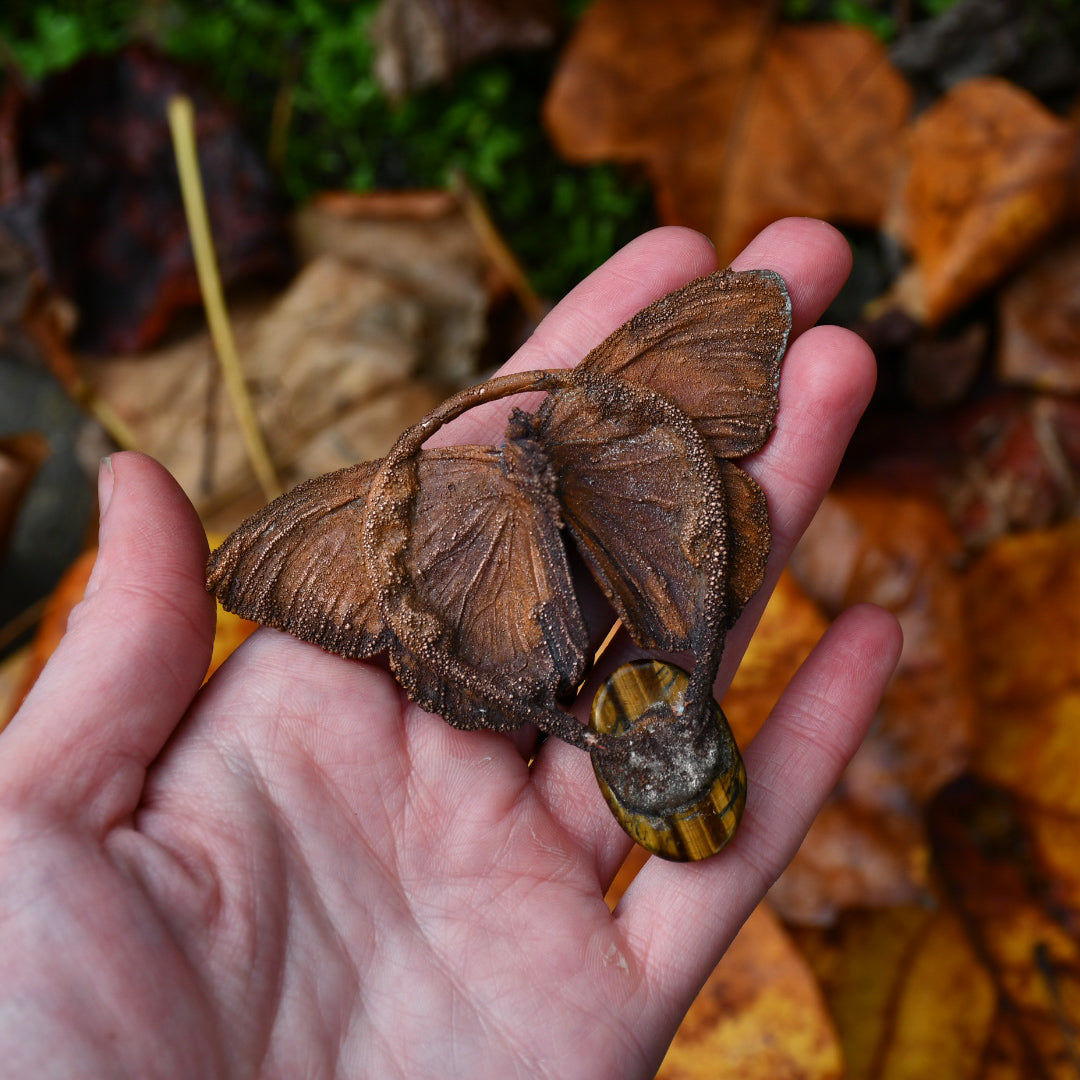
<box><xmin>718</xmin><ymin>460</ymin><xmax>770</xmax><ymax>628</ymax></box>
<box><xmin>366</xmin><ymin>444</ymin><xmax>590</xmax><ymax>733</ymax></box>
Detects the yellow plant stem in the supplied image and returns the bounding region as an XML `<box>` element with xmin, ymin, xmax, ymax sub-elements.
<box><xmin>167</xmin><ymin>94</ymin><xmax>281</xmax><ymax>501</ymax></box>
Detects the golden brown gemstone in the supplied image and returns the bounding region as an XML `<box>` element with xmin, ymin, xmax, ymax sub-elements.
<box><xmin>589</xmin><ymin>659</ymin><xmax>746</xmax><ymax>862</ymax></box>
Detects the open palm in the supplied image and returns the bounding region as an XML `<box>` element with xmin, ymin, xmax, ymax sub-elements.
<box><xmin>0</xmin><ymin>220</ymin><xmax>900</xmax><ymax>1079</ymax></box>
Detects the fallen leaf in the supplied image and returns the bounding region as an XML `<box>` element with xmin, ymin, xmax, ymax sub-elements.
<box><xmin>293</xmin><ymin>192</ymin><xmax>497</xmax><ymax>385</ymax></box>
<box><xmin>964</xmin><ymin>519</ymin><xmax>1080</xmax><ymax>813</ymax></box>
<box><xmin>937</xmin><ymin>518</ymin><xmax>1080</xmax><ymax>1067</ymax></box>
<box><xmin>658</xmin><ymin>903</ymin><xmax>843</xmax><ymax>1080</ymax></box>
<box><xmin>544</xmin><ymin>0</ymin><xmax>911</xmax><ymax>261</ymax></box>
<box><xmin>82</xmin><ymin>253</ymin><xmax>458</xmax><ymax>519</ymax></box>
<box><xmin>0</xmin><ymin>43</ymin><xmax>291</xmax><ymax>353</ymax></box>
<box><xmin>883</xmin><ymin>76</ymin><xmax>1078</xmax><ymax>326</ymax></box>
<box><xmin>723</xmin><ymin>569</ymin><xmax>827</xmax><ymax>748</ymax></box>
<box><xmin>795</xmin><ymin>903</ymin><xmax>996</xmax><ymax>1080</ymax></box>
<box><xmin>793</xmin><ymin>488</ymin><xmax>974</xmax><ymax>798</ymax></box>
<box><xmin>773</xmin><ymin>487</ymin><xmax>974</xmax><ymax>922</ymax></box>
<box><xmin>370</xmin><ymin>0</ymin><xmax>561</xmax><ymax>100</ymax></box>
<box><xmin>998</xmin><ymin>232</ymin><xmax>1080</xmax><ymax>394</ymax></box>
<box><xmin>930</xmin><ymin>777</ymin><xmax>1080</xmax><ymax>1080</ymax></box>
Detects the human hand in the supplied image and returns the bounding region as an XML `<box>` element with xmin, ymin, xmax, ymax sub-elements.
<box><xmin>0</xmin><ymin>219</ymin><xmax>901</xmax><ymax>1079</ymax></box>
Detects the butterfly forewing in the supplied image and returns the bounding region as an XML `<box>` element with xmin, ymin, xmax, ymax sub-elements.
<box><xmin>576</xmin><ymin>268</ymin><xmax>791</xmax><ymax>459</ymax></box>
<box><xmin>206</xmin><ymin>461</ymin><xmax>392</xmax><ymax>658</ymax></box>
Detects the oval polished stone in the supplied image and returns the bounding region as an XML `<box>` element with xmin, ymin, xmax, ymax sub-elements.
<box><xmin>589</xmin><ymin>659</ymin><xmax>746</xmax><ymax>861</ymax></box>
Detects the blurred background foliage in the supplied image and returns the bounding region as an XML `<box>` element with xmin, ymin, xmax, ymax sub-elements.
<box><xmin>1</xmin><ymin>0</ymin><xmax>970</xmax><ymax>299</ymax></box>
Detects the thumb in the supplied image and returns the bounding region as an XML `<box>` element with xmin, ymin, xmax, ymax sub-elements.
<box><xmin>1</xmin><ymin>452</ymin><xmax>214</xmax><ymax>825</ymax></box>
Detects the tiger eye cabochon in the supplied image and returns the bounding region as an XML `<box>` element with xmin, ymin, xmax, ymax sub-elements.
<box><xmin>589</xmin><ymin>660</ymin><xmax>747</xmax><ymax>861</ymax></box>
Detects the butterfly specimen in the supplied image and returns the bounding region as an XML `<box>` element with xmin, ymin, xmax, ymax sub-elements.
<box><xmin>207</xmin><ymin>267</ymin><xmax>791</xmax><ymax>860</ymax></box>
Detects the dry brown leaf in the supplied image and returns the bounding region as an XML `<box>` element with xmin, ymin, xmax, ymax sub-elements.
<box><xmin>82</xmin><ymin>259</ymin><xmax>455</xmax><ymax>519</ymax></box>
<box><xmin>81</xmin><ymin>192</ymin><xmax>496</xmax><ymax>521</ymax></box>
<box><xmin>773</xmin><ymin>488</ymin><xmax>975</xmax><ymax>922</ymax></box>
<box><xmin>795</xmin><ymin>904</ymin><xmax>996</xmax><ymax>1080</ymax></box>
<box><xmin>293</xmin><ymin>193</ymin><xmax>495</xmax><ymax>385</ymax></box>
<box><xmin>370</xmin><ymin>0</ymin><xmax>560</xmax><ymax>99</ymax></box>
<box><xmin>998</xmin><ymin>233</ymin><xmax>1080</xmax><ymax>394</ymax></box>
<box><xmin>884</xmin><ymin>76</ymin><xmax>1078</xmax><ymax>326</ymax></box>
<box><xmin>658</xmin><ymin>903</ymin><xmax>843</xmax><ymax>1080</ymax></box>
<box><xmin>544</xmin><ymin>0</ymin><xmax>910</xmax><ymax>261</ymax></box>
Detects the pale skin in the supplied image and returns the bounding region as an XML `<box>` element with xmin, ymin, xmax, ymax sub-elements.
<box><xmin>0</xmin><ymin>219</ymin><xmax>902</xmax><ymax>1079</ymax></box>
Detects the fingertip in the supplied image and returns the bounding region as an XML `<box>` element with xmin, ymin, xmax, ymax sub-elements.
<box><xmin>84</xmin><ymin>453</ymin><xmax>211</xmax><ymax>624</ymax></box>
<box><xmin>731</xmin><ymin>218</ymin><xmax>853</xmax><ymax>334</ymax></box>
<box><xmin>838</xmin><ymin>601</ymin><xmax>905</xmax><ymax>679</ymax></box>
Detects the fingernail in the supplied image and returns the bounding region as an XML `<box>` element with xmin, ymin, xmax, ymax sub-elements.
<box><xmin>98</xmin><ymin>456</ymin><xmax>115</xmax><ymax>520</ymax></box>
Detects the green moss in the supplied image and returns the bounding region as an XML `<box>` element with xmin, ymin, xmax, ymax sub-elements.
<box><xmin>0</xmin><ymin>0</ymin><xmax>656</xmax><ymax>298</ymax></box>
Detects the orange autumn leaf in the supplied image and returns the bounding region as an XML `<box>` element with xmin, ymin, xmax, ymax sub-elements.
<box><xmin>796</xmin><ymin>904</ymin><xmax>996</xmax><ymax>1080</ymax></box>
<box><xmin>930</xmin><ymin>778</ymin><xmax>1080</xmax><ymax>1080</ymax></box>
<box><xmin>658</xmin><ymin>903</ymin><xmax>843</xmax><ymax>1080</ymax></box>
<box><xmin>885</xmin><ymin>76</ymin><xmax>1078</xmax><ymax>326</ymax></box>
<box><xmin>965</xmin><ymin>520</ymin><xmax>1080</xmax><ymax>815</ymax></box>
<box><xmin>544</xmin><ymin>0</ymin><xmax>911</xmax><ymax>262</ymax></box>
<box><xmin>723</xmin><ymin>569</ymin><xmax>827</xmax><ymax>748</ymax></box>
